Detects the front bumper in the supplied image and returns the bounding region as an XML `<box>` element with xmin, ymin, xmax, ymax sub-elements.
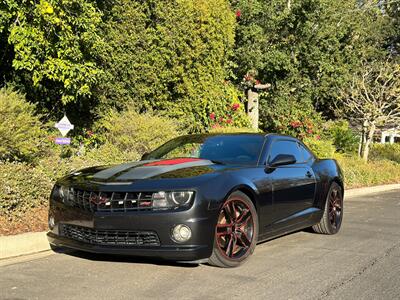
<box><xmin>48</xmin><ymin>200</ymin><xmax>217</xmax><ymax>261</ymax></box>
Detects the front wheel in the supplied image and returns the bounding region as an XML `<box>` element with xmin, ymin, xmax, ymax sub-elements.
<box><xmin>208</xmin><ymin>191</ymin><xmax>258</xmax><ymax>268</ymax></box>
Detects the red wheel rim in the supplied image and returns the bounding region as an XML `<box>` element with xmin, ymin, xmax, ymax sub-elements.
<box><xmin>328</xmin><ymin>187</ymin><xmax>342</xmax><ymax>229</ymax></box>
<box><xmin>215</xmin><ymin>198</ymin><xmax>254</xmax><ymax>260</ymax></box>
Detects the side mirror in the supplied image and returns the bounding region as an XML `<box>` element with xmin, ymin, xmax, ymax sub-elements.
<box><xmin>141</xmin><ymin>152</ymin><xmax>149</xmax><ymax>161</ymax></box>
<box><xmin>268</xmin><ymin>154</ymin><xmax>296</xmax><ymax>168</ymax></box>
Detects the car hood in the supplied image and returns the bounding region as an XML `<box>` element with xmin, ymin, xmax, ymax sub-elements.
<box><xmin>66</xmin><ymin>158</ymin><xmax>226</xmax><ymax>183</ymax></box>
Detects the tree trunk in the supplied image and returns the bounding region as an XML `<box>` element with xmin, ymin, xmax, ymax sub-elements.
<box><xmin>358</xmin><ymin>129</ymin><xmax>364</xmax><ymax>157</ymax></box>
<box><xmin>362</xmin><ymin>123</ymin><xmax>376</xmax><ymax>162</ymax></box>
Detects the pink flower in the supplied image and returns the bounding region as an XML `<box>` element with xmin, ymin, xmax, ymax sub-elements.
<box><xmin>210</xmin><ymin>113</ymin><xmax>216</xmax><ymax>120</ymax></box>
<box><xmin>235</xmin><ymin>9</ymin><xmax>241</xmax><ymax>18</ymax></box>
<box><xmin>226</xmin><ymin>119</ymin><xmax>233</xmax><ymax>124</ymax></box>
<box><xmin>307</xmin><ymin>129</ymin><xmax>313</xmax><ymax>134</ymax></box>
<box><xmin>316</xmin><ymin>135</ymin><xmax>321</xmax><ymax>140</ymax></box>
<box><xmin>232</xmin><ymin>103</ymin><xmax>240</xmax><ymax>111</ymax></box>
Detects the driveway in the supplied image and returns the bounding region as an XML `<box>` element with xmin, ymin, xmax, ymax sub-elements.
<box><xmin>0</xmin><ymin>190</ymin><xmax>399</xmax><ymax>300</ymax></box>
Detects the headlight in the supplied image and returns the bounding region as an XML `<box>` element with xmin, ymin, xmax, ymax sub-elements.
<box><xmin>51</xmin><ymin>185</ymin><xmax>71</xmax><ymax>203</ymax></box>
<box><xmin>51</xmin><ymin>185</ymin><xmax>62</xmax><ymax>201</ymax></box>
<box><xmin>170</xmin><ymin>191</ymin><xmax>194</xmax><ymax>205</ymax></box>
<box><xmin>152</xmin><ymin>191</ymin><xmax>194</xmax><ymax>209</ymax></box>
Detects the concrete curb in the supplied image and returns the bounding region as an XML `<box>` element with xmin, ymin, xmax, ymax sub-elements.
<box><xmin>0</xmin><ymin>231</ymin><xmax>50</xmax><ymax>260</ymax></box>
<box><xmin>345</xmin><ymin>183</ymin><xmax>400</xmax><ymax>199</ymax></box>
<box><xmin>0</xmin><ymin>183</ymin><xmax>399</xmax><ymax>261</ymax></box>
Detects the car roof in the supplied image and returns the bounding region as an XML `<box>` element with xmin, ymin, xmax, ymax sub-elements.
<box><xmin>181</xmin><ymin>132</ymin><xmax>300</xmax><ymax>141</ymax></box>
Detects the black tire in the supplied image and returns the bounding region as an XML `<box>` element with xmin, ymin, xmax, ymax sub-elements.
<box><xmin>208</xmin><ymin>191</ymin><xmax>258</xmax><ymax>268</ymax></box>
<box><xmin>312</xmin><ymin>182</ymin><xmax>343</xmax><ymax>235</ymax></box>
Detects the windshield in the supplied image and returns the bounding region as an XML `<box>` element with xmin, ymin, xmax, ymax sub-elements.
<box><xmin>144</xmin><ymin>134</ymin><xmax>265</xmax><ymax>165</ymax></box>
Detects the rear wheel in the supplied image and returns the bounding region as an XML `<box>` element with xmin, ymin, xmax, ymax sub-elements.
<box><xmin>208</xmin><ymin>191</ymin><xmax>258</xmax><ymax>268</ymax></box>
<box><xmin>312</xmin><ymin>182</ymin><xmax>343</xmax><ymax>234</ymax></box>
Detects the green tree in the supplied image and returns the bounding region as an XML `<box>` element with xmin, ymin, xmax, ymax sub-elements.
<box><xmin>94</xmin><ymin>0</ymin><xmax>241</xmax><ymax>132</ymax></box>
<box><xmin>0</xmin><ymin>0</ymin><xmax>103</xmax><ymax>121</ymax></box>
<box><xmin>231</xmin><ymin>0</ymin><xmax>390</xmax><ymax>133</ymax></box>
<box><xmin>339</xmin><ymin>61</ymin><xmax>400</xmax><ymax>161</ymax></box>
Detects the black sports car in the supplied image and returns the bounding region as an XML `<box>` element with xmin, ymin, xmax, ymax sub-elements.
<box><xmin>48</xmin><ymin>133</ymin><xmax>344</xmax><ymax>267</ymax></box>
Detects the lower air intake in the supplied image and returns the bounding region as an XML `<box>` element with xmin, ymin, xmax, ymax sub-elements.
<box><xmin>61</xmin><ymin>224</ymin><xmax>160</xmax><ymax>247</ymax></box>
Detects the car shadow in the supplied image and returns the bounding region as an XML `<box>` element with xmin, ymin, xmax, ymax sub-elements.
<box><xmin>256</xmin><ymin>228</ymin><xmax>315</xmax><ymax>246</ymax></box>
<box><xmin>52</xmin><ymin>247</ymin><xmax>201</xmax><ymax>268</ymax></box>
<box><xmin>52</xmin><ymin>229</ymin><xmax>316</xmax><ymax>268</ymax></box>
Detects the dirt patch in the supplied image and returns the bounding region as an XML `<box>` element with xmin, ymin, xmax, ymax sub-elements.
<box><xmin>0</xmin><ymin>207</ymin><xmax>48</xmax><ymax>236</ymax></box>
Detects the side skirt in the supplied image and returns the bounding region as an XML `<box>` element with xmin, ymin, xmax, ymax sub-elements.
<box><xmin>257</xmin><ymin>207</ymin><xmax>323</xmax><ymax>243</ymax></box>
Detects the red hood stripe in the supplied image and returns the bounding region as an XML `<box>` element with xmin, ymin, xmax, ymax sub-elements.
<box><xmin>143</xmin><ymin>158</ymin><xmax>203</xmax><ymax>166</ymax></box>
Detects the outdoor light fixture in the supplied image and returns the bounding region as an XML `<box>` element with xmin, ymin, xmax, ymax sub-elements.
<box><xmin>152</xmin><ymin>191</ymin><xmax>194</xmax><ymax>209</ymax></box>
<box><xmin>171</xmin><ymin>224</ymin><xmax>192</xmax><ymax>243</ymax></box>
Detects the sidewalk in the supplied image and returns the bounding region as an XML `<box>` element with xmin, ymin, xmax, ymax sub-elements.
<box><xmin>1</xmin><ymin>183</ymin><xmax>399</xmax><ymax>261</ymax></box>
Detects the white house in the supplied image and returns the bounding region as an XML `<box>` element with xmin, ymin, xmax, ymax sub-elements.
<box><xmin>380</xmin><ymin>127</ymin><xmax>400</xmax><ymax>144</ymax></box>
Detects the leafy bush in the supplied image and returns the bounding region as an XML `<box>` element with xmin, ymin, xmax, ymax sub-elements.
<box><xmin>370</xmin><ymin>143</ymin><xmax>400</xmax><ymax>164</ymax></box>
<box><xmin>260</xmin><ymin>97</ymin><xmax>323</xmax><ymax>139</ymax></box>
<box><xmin>0</xmin><ymin>88</ymin><xmax>48</xmax><ymax>162</ymax></box>
<box><xmin>322</xmin><ymin>120</ymin><xmax>359</xmax><ymax>153</ymax></box>
<box><xmin>95</xmin><ymin>0</ymin><xmax>236</xmax><ymax>132</ymax></box>
<box><xmin>208</xmin><ymin>126</ymin><xmax>257</xmax><ymax>133</ymax></box>
<box><xmin>96</xmin><ymin>109</ymin><xmax>184</xmax><ymax>160</ymax></box>
<box><xmin>303</xmin><ymin>137</ymin><xmax>336</xmax><ymax>158</ymax></box>
<box><xmin>0</xmin><ymin>162</ymin><xmax>53</xmax><ymax>219</ymax></box>
<box><xmin>335</xmin><ymin>153</ymin><xmax>400</xmax><ymax>188</ymax></box>
<box><xmin>2</xmin><ymin>0</ymin><xmax>103</xmax><ymax>108</ymax></box>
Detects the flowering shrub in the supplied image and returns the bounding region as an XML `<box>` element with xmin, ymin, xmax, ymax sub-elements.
<box><xmin>260</xmin><ymin>95</ymin><xmax>323</xmax><ymax>140</ymax></box>
<box><xmin>274</xmin><ymin>115</ymin><xmax>322</xmax><ymax>140</ymax></box>
<box><xmin>71</xmin><ymin>128</ymin><xmax>103</xmax><ymax>155</ymax></box>
<box><xmin>208</xmin><ymin>102</ymin><xmax>249</xmax><ymax>130</ymax></box>
<box><xmin>205</xmin><ymin>82</ymin><xmax>250</xmax><ymax>131</ymax></box>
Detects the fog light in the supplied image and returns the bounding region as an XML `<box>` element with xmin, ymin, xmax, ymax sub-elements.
<box><xmin>171</xmin><ymin>224</ymin><xmax>192</xmax><ymax>243</ymax></box>
<box><xmin>48</xmin><ymin>216</ymin><xmax>55</xmax><ymax>229</ymax></box>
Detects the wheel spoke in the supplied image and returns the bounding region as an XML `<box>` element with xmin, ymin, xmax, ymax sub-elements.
<box><xmin>329</xmin><ymin>196</ymin><xmax>336</xmax><ymax>207</ymax></box>
<box><xmin>236</xmin><ymin>209</ymin><xmax>251</xmax><ymax>227</ymax></box>
<box><xmin>332</xmin><ymin>210</ymin><xmax>337</xmax><ymax>227</ymax></box>
<box><xmin>229</xmin><ymin>235</ymin><xmax>237</xmax><ymax>257</ymax></box>
<box><xmin>238</xmin><ymin>229</ymin><xmax>251</xmax><ymax>247</ymax></box>
<box><xmin>216</xmin><ymin>223</ymin><xmax>231</xmax><ymax>236</ymax></box>
<box><xmin>225</xmin><ymin>234</ymin><xmax>233</xmax><ymax>257</ymax></box>
<box><xmin>224</xmin><ymin>202</ymin><xmax>236</xmax><ymax>223</ymax></box>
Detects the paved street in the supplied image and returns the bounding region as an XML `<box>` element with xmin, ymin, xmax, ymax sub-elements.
<box><xmin>1</xmin><ymin>190</ymin><xmax>399</xmax><ymax>300</ymax></box>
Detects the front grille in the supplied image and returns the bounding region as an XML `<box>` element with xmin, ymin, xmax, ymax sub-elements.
<box><xmin>60</xmin><ymin>224</ymin><xmax>160</xmax><ymax>246</ymax></box>
<box><xmin>63</xmin><ymin>189</ymin><xmax>156</xmax><ymax>212</ymax></box>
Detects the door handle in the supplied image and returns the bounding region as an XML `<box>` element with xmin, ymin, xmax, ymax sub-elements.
<box><xmin>306</xmin><ymin>171</ymin><xmax>313</xmax><ymax>178</ymax></box>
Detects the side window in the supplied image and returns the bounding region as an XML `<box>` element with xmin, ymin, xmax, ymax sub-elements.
<box><xmin>269</xmin><ymin>140</ymin><xmax>303</xmax><ymax>164</ymax></box>
<box><xmin>298</xmin><ymin>143</ymin><xmax>314</xmax><ymax>162</ymax></box>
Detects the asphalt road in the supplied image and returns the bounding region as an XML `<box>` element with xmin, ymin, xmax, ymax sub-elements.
<box><xmin>1</xmin><ymin>190</ymin><xmax>399</xmax><ymax>300</ymax></box>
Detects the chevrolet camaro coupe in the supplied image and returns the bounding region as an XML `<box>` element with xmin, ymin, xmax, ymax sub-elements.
<box><xmin>48</xmin><ymin>133</ymin><xmax>344</xmax><ymax>267</ymax></box>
